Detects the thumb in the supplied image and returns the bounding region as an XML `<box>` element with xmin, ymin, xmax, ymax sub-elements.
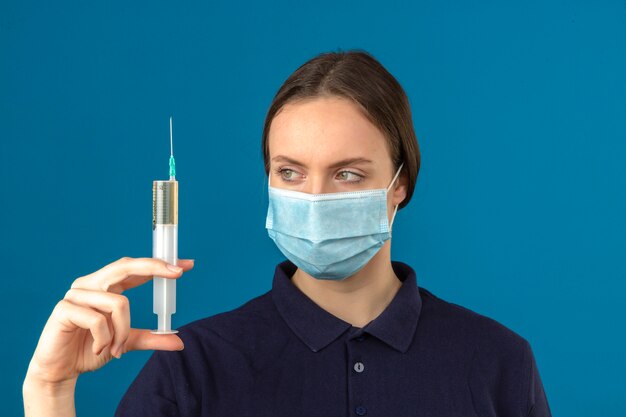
<box><xmin>125</xmin><ymin>329</ymin><xmax>184</xmax><ymax>352</ymax></box>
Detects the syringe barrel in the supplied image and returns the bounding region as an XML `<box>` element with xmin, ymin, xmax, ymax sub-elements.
<box><xmin>152</xmin><ymin>180</ymin><xmax>178</xmax><ymax>333</ymax></box>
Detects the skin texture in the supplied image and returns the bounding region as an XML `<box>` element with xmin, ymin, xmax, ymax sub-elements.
<box><xmin>268</xmin><ymin>96</ymin><xmax>408</xmax><ymax>328</ymax></box>
<box><xmin>23</xmin><ymin>257</ymin><xmax>194</xmax><ymax>417</ymax></box>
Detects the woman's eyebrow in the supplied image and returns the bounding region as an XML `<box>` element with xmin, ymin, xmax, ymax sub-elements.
<box><xmin>271</xmin><ymin>155</ymin><xmax>373</xmax><ymax>169</ymax></box>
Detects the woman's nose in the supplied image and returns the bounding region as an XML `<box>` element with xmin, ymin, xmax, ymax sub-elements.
<box><xmin>303</xmin><ymin>175</ymin><xmax>331</xmax><ymax>194</ymax></box>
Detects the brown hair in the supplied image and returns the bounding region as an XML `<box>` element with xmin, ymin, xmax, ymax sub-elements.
<box><xmin>261</xmin><ymin>49</ymin><xmax>420</xmax><ymax>209</ymax></box>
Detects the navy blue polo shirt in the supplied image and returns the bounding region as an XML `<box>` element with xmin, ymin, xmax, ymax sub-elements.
<box><xmin>116</xmin><ymin>260</ymin><xmax>551</xmax><ymax>417</ymax></box>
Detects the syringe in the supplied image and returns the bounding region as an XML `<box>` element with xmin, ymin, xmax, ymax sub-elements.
<box><xmin>151</xmin><ymin>116</ymin><xmax>179</xmax><ymax>334</ymax></box>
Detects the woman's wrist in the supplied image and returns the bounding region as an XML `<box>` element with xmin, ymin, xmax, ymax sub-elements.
<box><xmin>23</xmin><ymin>372</ymin><xmax>77</xmax><ymax>417</ymax></box>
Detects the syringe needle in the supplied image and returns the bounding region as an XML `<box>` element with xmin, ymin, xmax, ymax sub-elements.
<box><xmin>170</xmin><ymin>116</ymin><xmax>174</xmax><ymax>156</ymax></box>
<box><xmin>169</xmin><ymin>116</ymin><xmax>176</xmax><ymax>180</ymax></box>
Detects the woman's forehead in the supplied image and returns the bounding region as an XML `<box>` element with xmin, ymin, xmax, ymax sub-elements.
<box><xmin>268</xmin><ymin>97</ymin><xmax>390</xmax><ymax>165</ymax></box>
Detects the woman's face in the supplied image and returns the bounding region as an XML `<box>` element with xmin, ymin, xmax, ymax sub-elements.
<box><xmin>268</xmin><ymin>96</ymin><xmax>407</xmax><ymax>222</ymax></box>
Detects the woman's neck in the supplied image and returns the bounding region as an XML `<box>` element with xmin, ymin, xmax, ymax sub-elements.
<box><xmin>290</xmin><ymin>243</ymin><xmax>402</xmax><ymax>328</ymax></box>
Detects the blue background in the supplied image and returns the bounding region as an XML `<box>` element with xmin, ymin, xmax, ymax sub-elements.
<box><xmin>2</xmin><ymin>0</ymin><xmax>625</xmax><ymax>415</ymax></box>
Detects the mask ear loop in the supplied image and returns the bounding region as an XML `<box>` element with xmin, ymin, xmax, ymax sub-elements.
<box><xmin>386</xmin><ymin>162</ymin><xmax>404</xmax><ymax>193</ymax></box>
<box><xmin>387</xmin><ymin>162</ymin><xmax>404</xmax><ymax>233</ymax></box>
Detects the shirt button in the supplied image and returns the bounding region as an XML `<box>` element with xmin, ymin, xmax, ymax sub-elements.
<box><xmin>355</xmin><ymin>405</ymin><xmax>367</xmax><ymax>415</ymax></box>
<box><xmin>355</xmin><ymin>335</ymin><xmax>366</xmax><ymax>342</ymax></box>
<box><xmin>353</xmin><ymin>362</ymin><xmax>365</xmax><ymax>373</ymax></box>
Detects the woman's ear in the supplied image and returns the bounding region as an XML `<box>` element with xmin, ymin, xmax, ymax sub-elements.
<box><xmin>393</xmin><ymin>171</ymin><xmax>408</xmax><ymax>207</ymax></box>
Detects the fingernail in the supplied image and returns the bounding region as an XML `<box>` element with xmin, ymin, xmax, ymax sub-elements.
<box><xmin>167</xmin><ymin>263</ymin><xmax>183</xmax><ymax>273</ymax></box>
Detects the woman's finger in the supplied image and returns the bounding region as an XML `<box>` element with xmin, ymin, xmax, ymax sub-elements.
<box><xmin>124</xmin><ymin>329</ymin><xmax>184</xmax><ymax>352</ymax></box>
<box><xmin>177</xmin><ymin>259</ymin><xmax>195</xmax><ymax>272</ymax></box>
<box><xmin>71</xmin><ymin>257</ymin><xmax>194</xmax><ymax>293</ymax></box>
<box><xmin>112</xmin><ymin>259</ymin><xmax>196</xmax><ymax>293</ymax></box>
<box><xmin>51</xmin><ymin>300</ymin><xmax>113</xmax><ymax>355</ymax></box>
<box><xmin>63</xmin><ymin>288</ymin><xmax>130</xmax><ymax>358</ymax></box>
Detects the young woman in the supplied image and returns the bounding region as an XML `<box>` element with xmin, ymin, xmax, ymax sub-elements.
<box><xmin>24</xmin><ymin>50</ymin><xmax>551</xmax><ymax>417</ymax></box>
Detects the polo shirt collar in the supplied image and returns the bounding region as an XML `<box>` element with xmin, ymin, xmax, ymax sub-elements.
<box><xmin>271</xmin><ymin>260</ymin><xmax>422</xmax><ymax>353</ymax></box>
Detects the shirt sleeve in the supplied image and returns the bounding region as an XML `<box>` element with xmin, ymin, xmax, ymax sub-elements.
<box><xmin>524</xmin><ymin>341</ymin><xmax>552</xmax><ymax>417</ymax></box>
<box><xmin>115</xmin><ymin>350</ymin><xmax>180</xmax><ymax>417</ymax></box>
<box><xmin>468</xmin><ymin>331</ymin><xmax>553</xmax><ymax>417</ymax></box>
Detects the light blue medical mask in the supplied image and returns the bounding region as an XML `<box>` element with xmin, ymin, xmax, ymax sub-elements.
<box><xmin>266</xmin><ymin>163</ymin><xmax>404</xmax><ymax>280</ymax></box>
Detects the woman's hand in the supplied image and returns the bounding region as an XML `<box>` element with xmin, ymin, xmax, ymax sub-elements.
<box><xmin>23</xmin><ymin>256</ymin><xmax>194</xmax><ymax>416</ymax></box>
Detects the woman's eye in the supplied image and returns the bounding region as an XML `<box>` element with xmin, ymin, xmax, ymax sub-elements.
<box><xmin>276</xmin><ymin>168</ymin><xmax>362</xmax><ymax>183</ymax></box>
<box><xmin>337</xmin><ymin>171</ymin><xmax>362</xmax><ymax>182</ymax></box>
<box><xmin>279</xmin><ymin>168</ymin><xmax>297</xmax><ymax>181</ymax></box>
